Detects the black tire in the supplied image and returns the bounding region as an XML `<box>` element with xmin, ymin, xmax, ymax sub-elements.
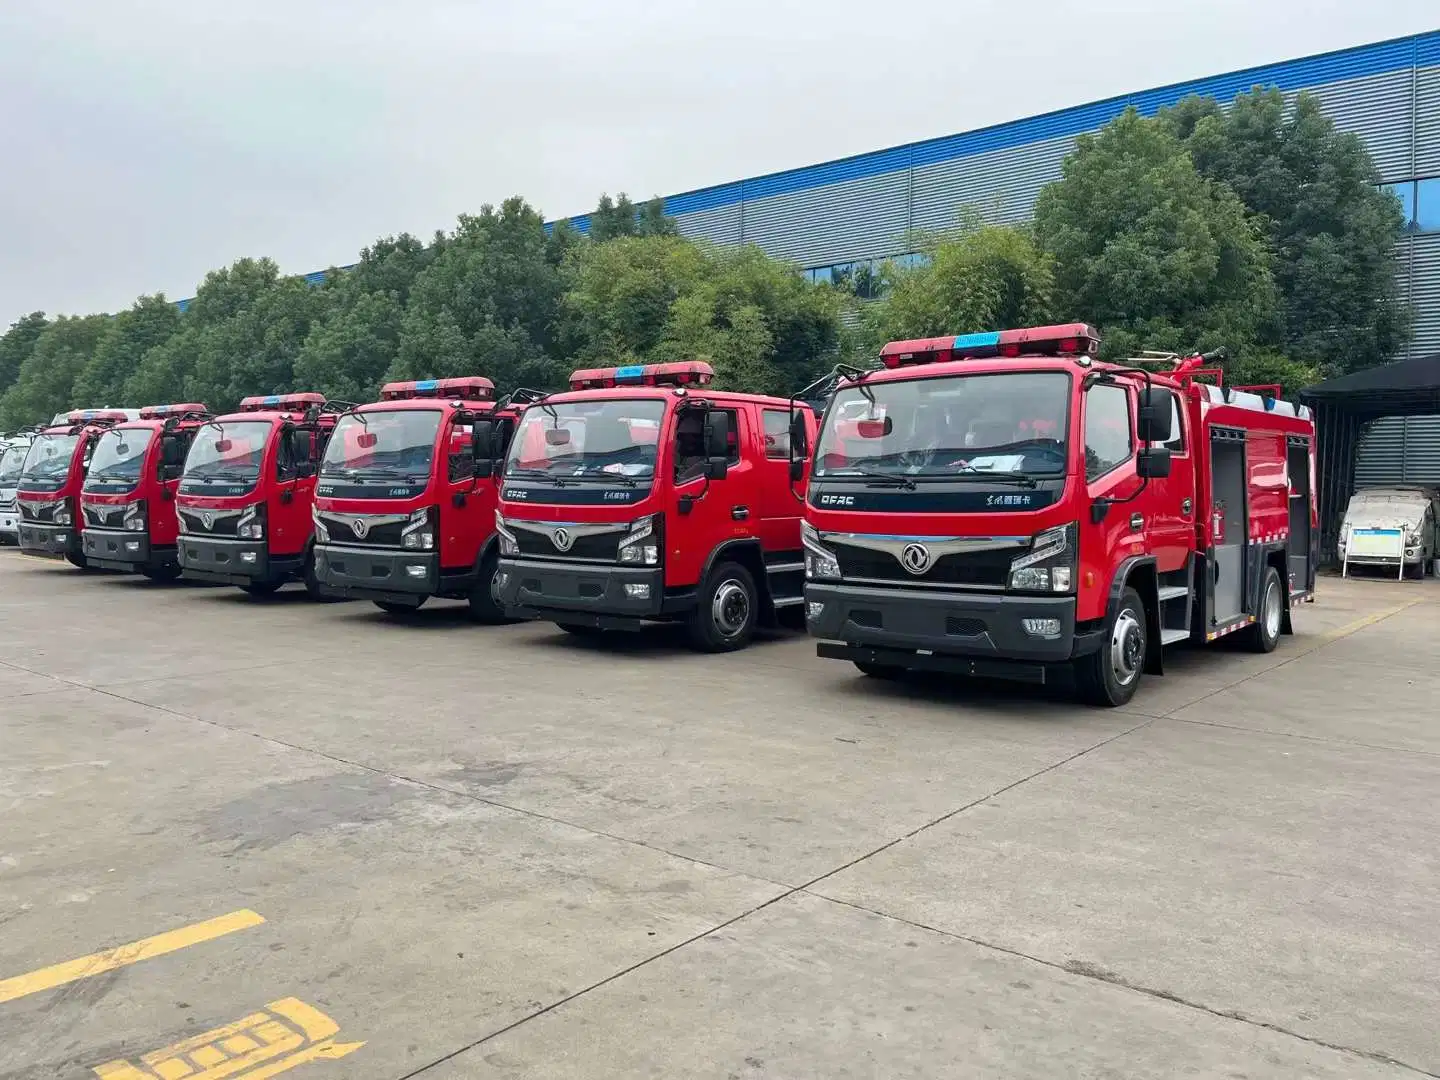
<box><xmin>302</xmin><ymin>549</ymin><xmax>339</xmax><ymax>601</ymax></box>
<box><xmin>242</xmin><ymin>580</ymin><xmax>281</xmax><ymax>597</ymax></box>
<box><xmin>1243</xmin><ymin>566</ymin><xmax>1283</xmax><ymax>653</ymax></box>
<box><xmin>854</xmin><ymin>661</ymin><xmax>905</xmax><ymax>680</ymax></box>
<box><xmin>374</xmin><ymin>598</ymin><xmax>424</xmax><ymax>614</ymax></box>
<box><xmin>467</xmin><ymin>550</ymin><xmax>511</xmax><ymax>624</ymax></box>
<box><xmin>686</xmin><ymin>561</ymin><xmax>758</xmax><ymax>652</ymax></box>
<box><xmin>1075</xmin><ymin>586</ymin><xmax>1146</xmax><ymax>707</ymax></box>
<box><xmin>142</xmin><ymin>564</ymin><xmax>181</xmax><ymax>583</ymax></box>
<box><xmin>556</xmin><ymin>623</ymin><xmax>605</xmax><ymax>638</ymax></box>
<box><xmin>65</xmin><ymin>552</ymin><xmax>89</xmax><ymax>570</ymax></box>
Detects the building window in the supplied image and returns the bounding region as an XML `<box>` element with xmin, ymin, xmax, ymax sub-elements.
<box><xmin>1416</xmin><ymin>178</ymin><xmax>1440</xmax><ymax>234</ymax></box>
<box><xmin>1385</xmin><ymin>181</ymin><xmax>1416</xmax><ymax>229</ymax></box>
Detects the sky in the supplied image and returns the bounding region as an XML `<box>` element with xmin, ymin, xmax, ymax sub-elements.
<box><xmin>1</xmin><ymin>0</ymin><xmax>1435</xmax><ymax>324</ymax></box>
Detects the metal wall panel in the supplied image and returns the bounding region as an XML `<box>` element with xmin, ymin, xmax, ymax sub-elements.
<box><xmin>1355</xmin><ymin>415</ymin><xmax>1440</xmax><ymax>486</ymax></box>
<box><xmin>1292</xmin><ymin>68</ymin><xmax>1414</xmax><ymax>180</ymax></box>
<box><xmin>1415</xmin><ymin>66</ymin><xmax>1440</xmax><ymax>176</ymax></box>
<box><xmin>1412</xmin><ymin>234</ymin><xmax>1440</xmax><ymax>359</ymax></box>
<box><xmin>739</xmin><ymin>169</ymin><xmax>910</xmax><ymax>267</ymax></box>
<box><xmin>671</xmin><ymin>204</ymin><xmax>742</xmax><ymax>248</ymax></box>
<box><xmin>909</xmin><ymin>134</ymin><xmax>1076</xmax><ymax>235</ymax></box>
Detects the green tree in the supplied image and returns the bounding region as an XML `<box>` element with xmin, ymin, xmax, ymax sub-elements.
<box><xmin>561</xmin><ymin>235</ymin><xmax>710</xmax><ymax>363</ymax></box>
<box><xmin>0</xmin><ymin>312</ymin><xmax>49</xmax><ymax>400</ymax></box>
<box><xmin>589</xmin><ymin>192</ymin><xmax>639</xmax><ymax>242</ymax></box>
<box><xmin>0</xmin><ymin>314</ymin><xmax>111</xmax><ymax>427</ymax></box>
<box><xmin>72</xmin><ymin>295</ymin><xmax>181</xmax><ymax>407</ymax></box>
<box><xmin>864</xmin><ymin>218</ymin><xmax>1054</xmax><ymax>347</ymax></box>
<box><xmin>1162</xmin><ymin>88</ymin><xmax>1409</xmax><ymax>375</ymax></box>
<box><xmin>1033</xmin><ymin>108</ymin><xmax>1281</xmax><ymax>364</ymax></box>
<box><xmin>637</xmin><ymin>197</ymin><xmax>678</xmax><ymax>238</ymax></box>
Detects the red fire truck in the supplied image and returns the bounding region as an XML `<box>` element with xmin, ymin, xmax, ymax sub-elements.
<box><xmin>311</xmin><ymin>377</ymin><xmax>520</xmax><ymax>618</ymax></box>
<box><xmin>16</xmin><ymin>409</ymin><xmax>139</xmax><ymax>569</ymax></box>
<box><xmin>175</xmin><ymin>393</ymin><xmax>342</xmax><ymax>596</ymax></box>
<box><xmin>493</xmin><ymin>361</ymin><xmax>816</xmax><ymax>651</ymax></box>
<box><xmin>797</xmin><ymin>324</ymin><xmax>1318</xmax><ymax>706</ymax></box>
<box><xmin>78</xmin><ymin>404</ymin><xmax>213</xmax><ymax>579</ymax></box>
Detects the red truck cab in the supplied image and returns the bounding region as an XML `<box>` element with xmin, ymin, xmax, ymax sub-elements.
<box><xmin>16</xmin><ymin>409</ymin><xmax>137</xmax><ymax>569</ymax></box>
<box><xmin>494</xmin><ymin>361</ymin><xmax>817</xmax><ymax>651</ymax></box>
<box><xmin>175</xmin><ymin>393</ymin><xmax>341</xmax><ymax>596</ymax></box>
<box><xmin>799</xmin><ymin>324</ymin><xmax>1318</xmax><ymax>705</ymax></box>
<box><xmin>311</xmin><ymin>377</ymin><xmax>520</xmax><ymax>619</ymax></box>
<box><xmin>78</xmin><ymin>404</ymin><xmax>212</xmax><ymax>579</ymax></box>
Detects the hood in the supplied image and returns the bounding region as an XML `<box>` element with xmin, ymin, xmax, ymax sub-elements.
<box><xmin>1344</xmin><ymin>492</ymin><xmax>1431</xmax><ymax>532</ymax></box>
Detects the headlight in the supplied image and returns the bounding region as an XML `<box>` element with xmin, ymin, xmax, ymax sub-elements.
<box><xmin>495</xmin><ymin>509</ymin><xmax>518</xmax><ymax>555</ymax></box>
<box><xmin>237</xmin><ymin>503</ymin><xmax>265</xmax><ymax>540</ymax></box>
<box><xmin>617</xmin><ymin>514</ymin><xmax>660</xmax><ymax>566</ymax></box>
<box><xmin>311</xmin><ymin>506</ymin><xmax>329</xmax><ymax>542</ymax></box>
<box><xmin>54</xmin><ymin>502</ymin><xmax>73</xmax><ymax>526</ymax></box>
<box><xmin>1009</xmin><ymin>522</ymin><xmax>1076</xmax><ymax>592</ymax></box>
<box><xmin>802</xmin><ymin>520</ymin><xmax>841</xmax><ymax>581</ymax></box>
<box><xmin>401</xmin><ymin>506</ymin><xmax>435</xmax><ymax>550</ymax></box>
<box><xmin>123</xmin><ymin>499</ymin><xmax>147</xmax><ymax>531</ymax></box>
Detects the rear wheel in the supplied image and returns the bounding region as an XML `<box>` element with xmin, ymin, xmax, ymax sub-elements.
<box><xmin>854</xmin><ymin>661</ymin><xmax>905</xmax><ymax>680</ymax></box>
<box><xmin>1243</xmin><ymin>566</ymin><xmax>1283</xmax><ymax>653</ymax></box>
<box><xmin>467</xmin><ymin>551</ymin><xmax>510</xmax><ymax>624</ymax></box>
<box><xmin>687</xmin><ymin>561</ymin><xmax>758</xmax><ymax>652</ymax></box>
<box><xmin>374</xmin><ymin>598</ymin><xmax>425</xmax><ymax>614</ymax></box>
<box><xmin>1075</xmin><ymin>587</ymin><xmax>1146</xmax><ymax>707</ymax></box>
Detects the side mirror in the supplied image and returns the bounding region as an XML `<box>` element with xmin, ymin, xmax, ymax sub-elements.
<box><xmin>703</xmin><ymin>411</ymin><xmax>730</xmax><ymax>459</ymax></box>
<box><xmin>295</xmin><ymin>461</ymin><xmax>316</xmax><ymax>479</ymax></box>
<box><xmin>1137</xmin><ymin>388</ymin><xmax>1173</xmax><ymax>444</ymax></box>
<box><xmin>1136</xmin><ymin>446</ymin><xmax>1172</xmax><ymax>479</ymax></box>
<box><xmin>704</xmin><ymin>457</ymin><xmax>729</xmax><ymax>481</ymax></box>
<box><xmin>788</xmin><ymin>410</ymin><xmax>809</xmax><ymax>461</ymax></box>
<box><xmin>473</xmin><ymin>458</ymin><xmax>495</xmax><ymax>479</ymax></box>
<box><xmin>161</xmin><ymin>439</ymin><xmax>186</xmax><ymax>467</ymax></box>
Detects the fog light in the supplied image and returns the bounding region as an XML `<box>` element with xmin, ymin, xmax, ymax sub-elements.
<box><xmin>1051</xmin><ymin>566</ymin><xmax>1072</xmax><ymax>591</ymax></box>
<box><xmin>806</xmin><ymin>601</ymin><xmax>825</xmax><ymax>620</ymax></box>
<box><xmin>494</xmin><ymin>571</ymin><xmax>510</xmax><ymax>589</ymax></box>
<box><xmin>624</xmin><ymin>583</ymin><xmax>650</xmax><ymax>599</ymax></box>
<box><xmin>1021</xmin><ymin>617</ymin><xmax>1061</xmax><ymax>638</ymax></box>
<box><xmin>125</xmin><ymin>541</ymin><xmax>141</xmax><ymax>553</ymax></box>
<box><xmin>55</xmin><ymin>533</ymin><xmax>68</xmax><ymax>542</ymax></box>
<box><xmin>405</xmin><ymin>564</ymin><xmax>428</xmax><ymax>579</ymax></box>
<box><xmin>239</xmin><ymin>551</ymin><xmax>258</xmax><ymax>564</ymax></box>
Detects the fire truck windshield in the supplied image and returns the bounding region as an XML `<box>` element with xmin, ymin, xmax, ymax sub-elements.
<box><xmin>20</xmin><ymin>433</ymin><xmax>81</xmax><ymax>489</ymax></box>
<box><xmin>505</xmin><ymin>400</ymin><xmax>664</xmax><ymax>482</ymax></box>
<box><xmin>0</xmin><ymin>444</ymin><xmax>26</xmax><ymax>484</ymax></box>
<box><xmin>182</xmin><ymin>421</ymin><xmax>271</xmax><ymax>489</ymax></box>
<box><xmin>321</xmin><ymin>409</ymin><xmax>442</xmax><ymax>481</ymax></box>
<box><xmin>84</xmin><ymin>428</ymin><xmax>155</xmax><ymax>492</ymax></box>
<box><xmin>815</xmin><ymin>371</ymin><xmax>1071</xmax><ymax>481</ymax></box>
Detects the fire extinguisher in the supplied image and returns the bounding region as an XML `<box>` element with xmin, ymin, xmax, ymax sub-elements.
<box><xmin>1211</xmin><ymin>502</ymin><xmax>1225</xmax><ymax>545</ymax></box>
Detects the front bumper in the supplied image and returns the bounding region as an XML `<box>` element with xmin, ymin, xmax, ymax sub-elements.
<box><xmin>0</xmin><ymin>503</ymin><xmax>18</xmax><ymax>539</ymax></box>
<box><xmin>17</xmin><ymin>522</ymin><xmax>81</xmax><ymax>560</ymax></box>
<box><xmin>81</xmin><ymin>528</ymin><xmax>174</xmax><ymax>573</ymax></box>
<box><xmin>806</xmin><ymin>581</ymin><xmax>1093</xmax><ymax>673</ymax></box>
<box><xmin>179</xmin><ymin>535</ymin><xmax>300</xmax><ymax>586</ymax></box>
<box><xmin>497</xmin><ymin>556</ymin><xmax>666</xmax><ymax>628</ymax></box>
<box><xmin>314</xmin><ymin>543</ymin><xmax>437</xmax><ymax>604</ymax></box>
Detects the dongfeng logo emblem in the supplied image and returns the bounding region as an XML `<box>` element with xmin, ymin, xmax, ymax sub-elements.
<box><xmin>552</xmin><ymin>527</ymin><xmax>573</xmax><ymax>552</ymax></box>
<box><xmin>201</xmin><ymin>512</ymin><xmax>213</xmax><ymax>530</ymax></box>
<box><xmin>352</xmin><ymin>518</ymin><xmax>369</xmax><ymax>539</ymax></box>
<box><xmin>900</xmin><ymin>542</ymin><xmax>932</xmax><ymax>575</ymax></box>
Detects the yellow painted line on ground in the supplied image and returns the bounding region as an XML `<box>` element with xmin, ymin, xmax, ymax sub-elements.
<box><xmin>1314</xmin><ymin>598</ymin><xmax>1422</xmax><ymax>644</ymax></box>
<box><xmin>0</xmin><ymin>909</ymin><xmax>265</xmax><ymax>1005</ymax></box>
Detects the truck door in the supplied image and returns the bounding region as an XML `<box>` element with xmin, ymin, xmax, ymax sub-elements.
<box><xmin>272</xmin><ymin>425</ymin><xmax>318</xmax><ymax>557</ymax></box>
<box><xmin>1141</xmin><ymin>388</ymin><xmax>1195</xmax><ymax>573</ymax></box>
<box><xmin>440</xmin><ymin>414</ymin><xmax>502</xmax><ymax>575</ymax></box>
<box><xmin>755</xmin><ymin>407</ymin><xmax>804</xmax><ymax>555</ymax></box>
<box><xmin>667</xmin><ymin>405</ymin><xmax>751</xmax><ymax>589</ymax></box>
<box><xmin>155</xmin><ymin>431</ymin><xmax>192</xmax><ymax>545</ymax></box>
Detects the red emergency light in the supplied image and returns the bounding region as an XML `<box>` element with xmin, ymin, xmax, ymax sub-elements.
<box><xmin>64</xmin><ymin>409</ymin><xmax>132</xmax><ymax>425</ymax></box>
<box><xmin>238</xmin><ymin>392</ymin><xmax>327</xmax><ymax>412</ymax></box>
<box><xmin>568</xmin><ymin>361</ymin><xmax>714</xmax><ymax>391</ymax></box>
<box><xmin>380</xmin><ymin>377</ymin><xmax>496</xmax><ymax>401</ymax></box>
<box><xmin>139</xmin><ymin>403</ymin><xmax>211</xmax><ymax>420</ymax></box>
<box><xmin>879</xmin><ymin>323</ymin><xmax>1101</xmax><ymax>368</ymax></box>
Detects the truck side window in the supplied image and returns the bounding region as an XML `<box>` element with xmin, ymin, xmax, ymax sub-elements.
<box><xmin>447</xmin><ymin>423</ymin><xmax>475</xmax><ymax>483</ymax></box>
<box><xmin>276</xmin><ymin>430</ymin><xmax>298</xmax><ymax>480</ymax></box>
<box><xmin>762</xmin><ymin>410</ymin><xmax>790</xmax><ymax>459</ymax></box>
<box><xmin>1084</xmin><ymin>384</ymin><xmax>1133</xmax><ymax>481</ymax></box>
<box><xmin>1156</xmin><ymin>389</ymin><xmax>1186</xmax><ymax>453</ymax></box>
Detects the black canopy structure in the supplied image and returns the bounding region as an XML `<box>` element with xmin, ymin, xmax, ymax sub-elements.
<box><xmin>1300</xmin><ymin>353</ymin><xmax>1440</xmax><ymax>561</ymax></box>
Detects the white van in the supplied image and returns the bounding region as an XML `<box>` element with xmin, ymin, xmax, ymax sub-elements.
<box><xmin>0</xmin><ymin>435</ymin><xmax>33</xmax><ymax>543</ymax></box>
<box><xmin>1339</xmin><ymin>486</ymin><xmax>1440</xmax><ymax>577</ymax></box>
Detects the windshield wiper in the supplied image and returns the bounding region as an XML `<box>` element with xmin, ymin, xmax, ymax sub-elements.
<box><xmin>568</xmin><ymin>472</ymin><xmax>638</xmax><ymax>488</ymax></box>
<box><xmin>825</xmin><ymin>467</ymin><xmax>916</xmax><ymax>490</ymax></box>
<box><xmin>504</xmin><ymin>468</ymin><xmax>571</xmax><ymax>487</ymax></box>
<box><xmin>947</xmin><ymin>468</ymin><xmax>1039</xmax><ymax>488</ymax></box>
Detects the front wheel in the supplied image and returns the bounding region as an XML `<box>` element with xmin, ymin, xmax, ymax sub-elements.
<box><xmin>143</xmin><ymin>564</ymin><xmax>181</xmax><ymax>583</ymax></box>
<box><xmin>1243</xmin><ymin>566</ymin><xmax>1283</xmax><ymax>653</ymax></box>
<box><xmin>686</xmin><ymin>561</ymin><xmax>758</xmax><ymax>652</ymax></box>
<box><xmin>302</xmin><ymin>550</ymin><xmax>340</xmax><ymax>601</ymax></box>
<box><xmin>467</xmin><ymin>551</ymin><xmax>511</xmax><ymax>624</ymax></box>
<box><xmin>65</xmin><ymin>552</ymin><xmax>90</xmax><ymax>571</ymax></box>
<box><xmin>1075</xmin><ymin>586</ymin><xmax>1146</xmax><ymax>707</ymax></box>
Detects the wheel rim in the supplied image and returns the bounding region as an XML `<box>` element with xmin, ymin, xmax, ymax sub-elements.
<box><xmin>1110</xmin><ymin>608</ymin><xmax>1144</xmax><ymax>686</ymax></box>
<box><xmin>488</xmin><ymin>566</ymin><xmax>502</xmax><ymax>604</ymax></box>
<box><xmin>1263</xmin><ymin>577</ymin><xmax>1281</xmax><ymax>638</ymax></box>
<box><xmin>712</xmin><ymin>579</ymin><xmax>750</xmax><ymax>638</ymax></box>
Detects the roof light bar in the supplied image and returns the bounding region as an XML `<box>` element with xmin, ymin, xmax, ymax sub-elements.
<box><xmin>238</xmin><ymin>392</ymin><xmax>327</xmax><ymax>413</ymax></box>
<box><xmin>879</xmin><ymin>323</ymin><xmax>1101</xmax><ymax>368</ymax></box>
<box><xmin>64</xmin><ymin>409</ymin><xmax>133</xmax><ymax>425</ymax></box>
<box><xmin>380</xmin><ymin>377</ymin><xmax>496</xmax><ymax>401</ymax></box>
<box><xmin>138</xmin><ymin>403</ymin><xmax>211</xmax><ymax>420</ymax></box>
<box><xmin>568</xmin><ymin>361</ymin><xmax>715</xmax><ymax>391</ymax></box>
